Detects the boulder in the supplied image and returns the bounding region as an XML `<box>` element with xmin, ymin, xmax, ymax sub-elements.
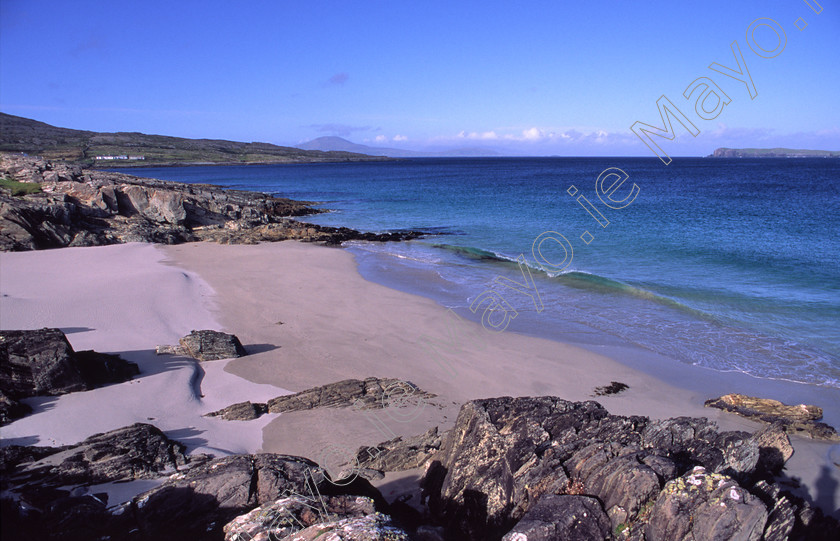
<box><xmin>156</xmin><ymin>329</ymin><xmax>247</xmax><ymax>361</ymax></box>
<box><xmin>9</xmin><ymin>423</ymin><xmax>192</xmax><ymax>488</ymax></box>
<box><xmin>705</xmin><ymin>393</ymin><xmax>840</xmax><ymax>441</ymax></box>
<box><xmin>645</xmin><ymin>466</ymin><xmax>768</xmax><ymax>541</ymax></box>
<box><xmin>0</xmin><ymin>328</ymin><xmax>139</xmax><ymax>424</ymax></box>
<box><xmin>206</xmin><ymin>400</ymin><xmax>267</xmax><ymax>421</ymax></box>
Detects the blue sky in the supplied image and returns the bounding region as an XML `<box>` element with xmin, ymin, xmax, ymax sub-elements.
<box><xmin>1</xmin><ymin>0</ymin><xmax>838</xmax><ymax>156</ymax></box>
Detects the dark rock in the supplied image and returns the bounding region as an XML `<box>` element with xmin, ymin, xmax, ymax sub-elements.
<box><xmin>501</xmin><ymin>495</ymin><xmax>611</xmax><ymax>541</ymax></box>
<box><xmin>420</xmin><ymin>396</ymin><xmax>818</xmax><ymax>541</ymax></box>
<box><xmin>645</xmin><ymin>466</ymin><xmax>768</xmax><ymax>541</ymax></box>
<box><xmin>208</xmin><ymin>378</ymin><xmax>435</xmax><ymax>421</ymax></box>
<box><xmin>0</xmin><ymin>328</ymin><xmax>90</xmax><ymax>397</ymax></box>
<box><xmin>705</xmin><ymin>393</ymin><xmax>840</xmax><ymax>441</ymax></box>
<box><xmin>128</xmin><ymin>453</ymin><xmax>389</xmax><ymax>540</ymax></box>
<box><xmin>157</xmin><ymin>329</ymin><xmax>247</xmax><ymax>361</ymax></box>
<box><xmin>206</xmin><ymin>400</ymin><xmax>268</xmax><ymax>421</ymax></box>
<box><xmin>0</xmin><ymin>443</ymin><xmax>66</xmax><ymax>477</ymax></box>
<box><xmin>0</xmin><ymin>389</ymin><xmax>31</xmax><ymax>425</ymax></box>
<box><xmin>179</xmin><ymin>329</ymin><xmax>247</xmax><ymax>361</ymax></box>
<box><xmin>356</xmin><ymin>426</ymin><xmax>443</xmax><ymax>472</ymax></box>
<box><xmin>593</xmin><ymin>381</ymin><xmax>629</xmax><ymax>396</ymax></box>
<box><xmin>424</xmin><ymin>397</ymin><xmax>581</xmax><ymax>539</ymax></box>
<box><xmin>267</xmin><ymin>377</ymin><xmax>435</xmax><ymax>414</ymax></box>
<box><xmin>0</xmin><ymin>328</ymin><xmax>139</xmax><ymax>424</ymax></box>
<box><xmin>9</xmin><ymin>423</ymin><xmax>192</xmax><ymax>488</ymax></box>
<box><xmin>73</xmin><ymin>349</ymin><xmax>141</xmax><ymax>386</ymax></box>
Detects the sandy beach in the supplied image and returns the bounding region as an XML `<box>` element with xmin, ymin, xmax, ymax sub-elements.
<box><xmin>1</xmin><ymin>240</ymin><xmax>838</xmax><ymax>518</ymax></box>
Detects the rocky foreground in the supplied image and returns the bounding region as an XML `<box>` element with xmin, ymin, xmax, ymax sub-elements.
<box><xmin>3</xmin><ymin>393</ymin><xmax>839</xmax><ymax>540</ymax></box>
<box><xmin>0</xmin><ymin>153</ymin><xmax>425</xmax><ymax>251</ymax></box>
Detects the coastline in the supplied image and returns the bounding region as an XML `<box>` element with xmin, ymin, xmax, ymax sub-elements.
<box><xmin>2</xmin><ymin>239</ymin><xmax>838</xmax><ymax>520</ymax></box>
<box><xmin>165</xmin><ymin>240</ymin><xmax>840</xmax><ymax>517</ymax></box>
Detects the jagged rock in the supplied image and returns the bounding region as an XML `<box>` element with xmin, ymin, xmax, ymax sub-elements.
<box><xmin>356</xmin><ymin>426</ymin><xmax>443</xmax><ymax>472</ymax></box>
<box><xmin>501</xmin><ymin>495</ymin><xmax>611</xmax><ymax>541</ymax></box>
<box><xmin>423</xmin><ymin>397</ymin><xmax>585</xmax><ymax>539</ymax></box>
<box><xmin>705</xmin><ymin>393</ymin><xmax>840</xmax><ymax>441</ymax></box>
<box><xmin>645</xmin><ymin>466</ymin><xmax>768</xmax><ymax>541</ymax></box>
<box><xmin>8</xmin><ymin>423</ymin><xmax>192</xmax><ymax>488</ymax></box>
<box><xmin>207</xmin><ymin>400</ymin><xmax>268</xmax><ymax>421</ymax></box>
<box><xmin>420</xmin><ymin>396</ymin><xmax>815</xmax><ymax>541</ymax></box>
<box><xmin>0</xmin><ymin>328</ymin><xmax>139</xmax><ymax>424</ymax></box>
<box><xmin>157</xmin><ymin>329</ymin><xmax>247</xmax><ymax>361</ymax></box>
<box><xmin>223</xmin><ymin>494</ymin><xmax>378</xmax><ymax>540</ymax></box>
<box><xmin>267</xmin><ymin>377</ymin><xmax>435</xmax><ymax>414</ymax></box>
<box><xmin>0</xmin><ymin>153</ymin><xmax>428</xmax><ymax>251</ymax></box>
<box><xmin>207</xmin><ymin>378</ymin><xmax>435</xmax><ymax>422</ymax></box>
<box><xmin>0</xmin><ymin>423</ymin><xmax>203</xmax><ymax>540</ymax></box>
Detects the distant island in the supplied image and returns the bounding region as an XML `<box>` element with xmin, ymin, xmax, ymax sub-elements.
<box><xmin>0</xmin><ymin>113</ymin><xmax>388</xmax><ymax>167</ymax></box>
<box><xmin>708</xmin><ymin>147</ymin><xmax>840</xmax><ymax>158</ymax></box>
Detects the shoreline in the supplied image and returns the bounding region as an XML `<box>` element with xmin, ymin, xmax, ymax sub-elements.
<box><xmin>165</xmin><ymin>240</ymin><xmax>839</xmax><ymax>517</ymax></box>
<box><xmin>1</xmin><ymin>240</ymin><xmax>838</xmax><ymax>520</ymax></box>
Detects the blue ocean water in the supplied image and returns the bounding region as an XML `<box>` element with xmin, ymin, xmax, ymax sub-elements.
<box><xmin>114</xmin><ymin>158</ymin><xmax>840</xmax><ymax>389</ymax></box>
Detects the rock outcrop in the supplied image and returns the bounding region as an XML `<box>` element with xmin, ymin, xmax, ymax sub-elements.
<box><xmin>6</xmin><ymin>423</ymin><xmax>194</xmax><ymax>489</ymax></box>
<box><xmin>156</xmin><ymin>329</ymin><xmax>247</xmax><ymax>361</ymax></box>
<box><xmin>705</xmin><ymin>393</ymin><xmax>840</xmax><ymax>441</ymax></box>
<box><xmin>207</xmin><ymin>378</ymin><xmax>436</xmax><ymax>421</ymax></box>
<box><xmin>4</xmin><ymin>398</ymin><xmax>839</xmax><ymax>540</ymax></box>
<box><xmin>0</xmin><ymin>153</ymin><xmax>427</xmax><ymax>251</ymax></box>
<box><xmin>0</xmin><ymin>328</ymin><xmax>139</xmax><ymax>424</ymax></box>
<box><xmin>420</xmin><ymin>396</ymin><xmax>839</xmax><ymax>541</ymax></box>
<box><xmin>1</xmin><ymin>424</ymin><xmax>391</xmax><ymax>541</ymax></box>
<box><xmin>500</xmin><ymin>494</ymin><xmax>612</xmax><ymax>541</ymax></box>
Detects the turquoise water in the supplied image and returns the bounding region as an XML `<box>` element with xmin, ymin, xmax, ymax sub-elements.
<box><xmin>114</xmin><ymin>158</ymin><xmax>840</xmax><ymax>389</ymax></box>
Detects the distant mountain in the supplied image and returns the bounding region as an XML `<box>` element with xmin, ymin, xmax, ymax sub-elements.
<box><xmin>297</xmin><ymin>136</ymin><xmax>500</xmax><ymax>158</ymax></box>
<box><xmin>709</xmin><ymin>147</ymin><xmax>840</xmax><ymax>158</ymax></box>
<box><xmin>0</xmin><ymin>113</ymin><xmax>387</xmax><ymax>166</ymax></box>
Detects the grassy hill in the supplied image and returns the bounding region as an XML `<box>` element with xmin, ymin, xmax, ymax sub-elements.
<box><xmin>0</xmin><ymin>113</ymin><xmax>388</xmax><ymax>166</ymax></box>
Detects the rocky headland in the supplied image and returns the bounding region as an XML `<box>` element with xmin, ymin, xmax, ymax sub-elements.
<box><xmin>0</xmin><ymin>153</ymin><xmax>425</xmax><ymax>251</ymax></box>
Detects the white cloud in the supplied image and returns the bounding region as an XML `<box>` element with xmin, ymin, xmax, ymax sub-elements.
<box><xmin>521</xmin><ymin>127</ymin><xmax>544</xmax><ymax>141</ymax></box>
<box><xmin>458</xmin><ymin>130</ymin><xmax>499</xmax><ymax>140</ymax></box>
<box><xmin>393</xmin><ymin>134</ymin><xmax>408</xmax><ymax>142</ymax></box>
<box><xmin>375</xmin><ymin>135</ymin><xmax>387</xmax><ymax>142</ymax></box>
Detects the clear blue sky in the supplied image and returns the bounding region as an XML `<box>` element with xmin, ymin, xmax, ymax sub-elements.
<box><xmin>1</xmin><ymin>0</ymin><xmax>838</xmax><ymax>155</ymax></box>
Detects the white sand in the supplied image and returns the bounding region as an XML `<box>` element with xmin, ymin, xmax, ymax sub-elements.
<box><xmin>0</xmin><ymin>243</ymin><xmax>289</xmax><ymax>455</ymax></box>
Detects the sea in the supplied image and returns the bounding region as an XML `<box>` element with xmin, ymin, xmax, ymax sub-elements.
<box><xmin>112</xmin><ymin>157</ymin><xmax>840</xmax><ymax>418</ymax></box>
